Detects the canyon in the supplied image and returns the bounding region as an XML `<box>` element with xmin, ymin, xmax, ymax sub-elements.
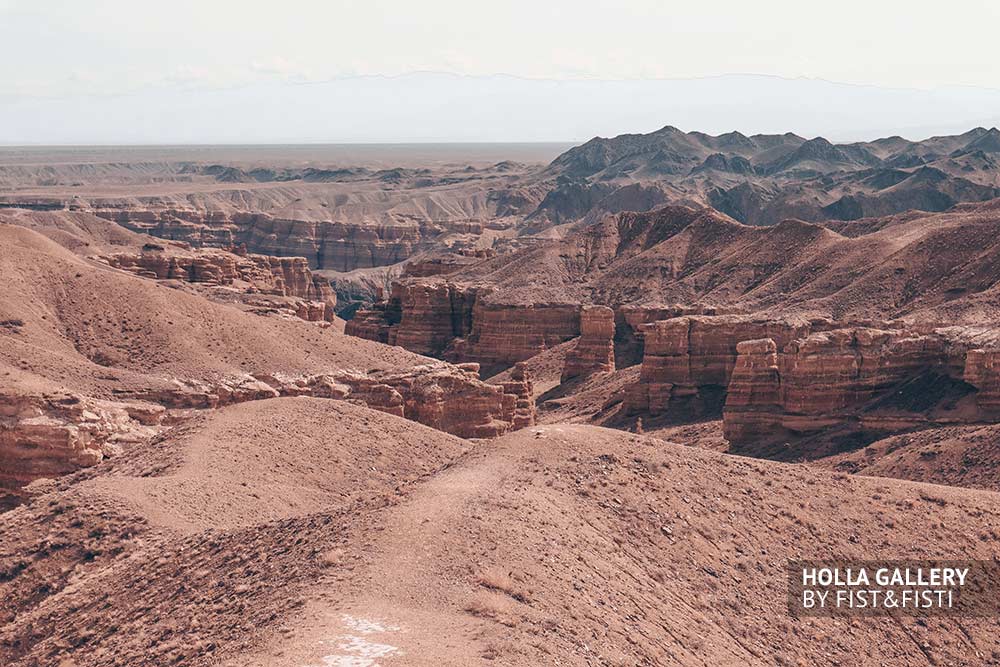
<box><xmin>5</xmin><ymin>127</ymin><xmax>1000</xmax><ymax>317</ymax></box>
<box><xmin>346</xmin><ymin>197</ymin><xmax>1000</xmax><ymax>463</ymax></box>
<box><xmin>6</xmin><ymin>136</ymin><xmax>1000</xmax><ymax>666</ymax></box>
<box><xmin>100</xmin><ymin>244</ymin><xmax>339</xmax><ymax>321</ymax></box>
<box><xmin>0</xmin><ymin>219</ymin><xmax>537</xmax><ymax>497</ymax></box>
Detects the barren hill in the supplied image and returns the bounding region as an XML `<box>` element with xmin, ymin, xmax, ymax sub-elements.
<box><xmin>5</xmin><ymin>418</ymin><xmax>1000</xmax><ymax>665</ymax></box>
<box><xmin>536</xmin><ymin>126</ymin><xmax>1000</xmax><ymax>227</ymax></box>
<box><xmin>9</xmin><ymin>140</ymin><xmax>1000</xmax><ymax>666</ymax></box>
<box><xmin>410</xmin><ymin>199</ymin><xmax>1000</xmax><ymax>324</ymax></box>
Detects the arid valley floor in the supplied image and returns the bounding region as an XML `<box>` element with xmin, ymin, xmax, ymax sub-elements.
<box><xmin>5</xmin><ymin>132</ymin><xmax>1000</xmax><ymax>665</ymax></box>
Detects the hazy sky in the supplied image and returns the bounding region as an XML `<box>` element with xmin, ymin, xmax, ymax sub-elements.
<box><xmin>3</xmin><ymin>1</ymin><xmax>1000</xmax><ymax>143</ymax></box>
<box><xmin>4</xmin><ymin>0</ymin><xmax>1000</xmax><ymax>98</ymax></box>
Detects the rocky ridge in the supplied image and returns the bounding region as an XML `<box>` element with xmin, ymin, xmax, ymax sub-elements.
<box><xmin>0</xmin><ymin>224</ymin><xmax>536</xmax><ymax>497</ymax></box>
<box><xmin>100</xmin><ymin>244</ymin><xmax>338</xmax><ymax>321</ymax></box>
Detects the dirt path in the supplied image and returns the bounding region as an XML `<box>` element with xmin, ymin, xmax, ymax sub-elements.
<box><xmin>233</xmin><ymin>448</ymin><xmax>517</xmax><ymax>666</ymax></box>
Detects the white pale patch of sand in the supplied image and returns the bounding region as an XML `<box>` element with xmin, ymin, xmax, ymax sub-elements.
<box><xmin>306</xmin><ymin>615</ymin><xmax>402</xmax><ymax>667</ymax></box>
<box><xmin>341</xmin><ymin>616</ymin><xmax>400</xmax><ymax>635</ymax></box>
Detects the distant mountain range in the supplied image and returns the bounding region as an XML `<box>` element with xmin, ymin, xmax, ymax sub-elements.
<box><xmin>532</xmin><ymin>126</ymin><xmax>1000</xmax><ymax>226</ymax></box>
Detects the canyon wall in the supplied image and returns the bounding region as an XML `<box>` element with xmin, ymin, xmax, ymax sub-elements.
<box><xmin>3</xmin><ymin>362</ymin><xmax>536</xmax><ymax>492</ymax></box>
<box><xmin>613</xmin><ymin>304</ymin><xmax>725</xmax><ymax>368</ymax></box>
<box><xmin>723</xmin><ymin>328</ymin><xmax>976</xmax><ymax>447</ymax></box>
<box><xmin>610</xmin><ymin>314</ymin><xmax>1000</xmax><ymax>449</ymax></box>
<box><xmin>95</xmin><ymin>210</ymin><xmax>479</xmax><ymax>272</ymax></box>
<box><xmin>101</xmin><ymin>247</ymin><xmax>337</xmax><ymax>322</ymax></box>
<box><xmin>562</xmin><ymin>306</ymin><xmax>615</xmax><ymax>381</ymax></box>
<box><xmin>720</xmin><ymin>339</ymin><xmax>782</xmax><ymax>443</ymax></box>
<box><xmin>445</xmin><ymin>300</ymin><xmax>582</xmax><ymax>373</ymax></box>
<box><xmin>624</xmin><ymin>314</ymin><xmax>819</xmax><ymax>416</ymax></box>
<box><xmin>963</xmin><ymin>348</ymin><xmax>1000</xmax><ymax>414</ymax></box>
<box><xmin>347</xmin><ymin>281</ymin><xmax>582</xmax><ymax>374</ymax></box>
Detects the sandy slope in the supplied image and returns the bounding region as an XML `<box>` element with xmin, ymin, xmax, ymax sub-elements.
<box><xmin>823</xmin><ymin>424</ymin><xmax>1000</xmax><ymax>492</ymax></box>
<box><xmin>7</xmin><ymin>406</ymin><xmax>1000</xmax><ymax>665</ymax></box>
<box><xmin>0</xmin><ymin>399</ymin><xmax>469</xmax><ymax>666</ymax></box>
<box><xmin>226</xmin><ymin>425</ymin><xmax>1000</xmax><ymax>666</ymax></box>
<box><xmin>0</xmin><ymin>224</ymin><xmax>424</xmax><ymax>398</ymax></box>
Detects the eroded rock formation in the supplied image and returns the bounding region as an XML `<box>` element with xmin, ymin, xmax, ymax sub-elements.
<box><xmin>347</xmin><ymin>282</ymin><xmax>582</xmax><ymax>373</ymax></box>
<box><xmin>445</xmin><ymin>300</ymin><xmax>582</xmax><ymax>373</ymax></box>
<box><xmin>964</xmin><ymin>348</ymin><xmax>1000</xmax><ymax>414</ymax></box>
<box><xmin>0</xmin><ymin>392</ymin><xmax>163</xmax><ymax>491</ymax></box>
<box><xmin>720</xmin><ymin>339</ymin><xmax>782</xmax><ymax>443</ymax></box>
<box><xmin>624</xmin><ymin>314</ymin><xmax>818</xmax><ymax>416</ymax></box>
<box><xmin>562</xmin><ymin>306</ymin><xmax>615</xmax><ymax>381</ymax></box>
<box><xmin>496</xmin><ymin>362</ymin><xmax>536</xmax><ymax>429</ymax></box>
<box><xmin>113</xmin><ymin>363</ymin><xmax>536</xmax><ymax>440</ymax></box>
<box><xmin>613</xmin><ymin>304</ymin><xmax>724</xmax><ymax>368</ymax></box>
<box><xmin>95</xmin><ymin>210</ymin><xmax>443</xmax><ymax>272</ymax></box>
<box><xmin>3</xmin><ymin>360</ymin><xmax>537</xmax><ymax>492</ymax></box>
<box><xmin>102</xmin><ymin>247</ymin><xmax>337</xmax><ymax>322</ymax></box>
<box><xmin>723</xmin><ymin>328</ymin><xmax>960</xmax><ymax>446</ymax></box>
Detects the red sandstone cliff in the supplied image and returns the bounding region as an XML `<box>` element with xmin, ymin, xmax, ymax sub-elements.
<box><xmin>624</xmin><ymin>315</ymin><xmax>819</xmax><ymax>416</ymax></box>
<box><xmin>102</xmin><ymin>247</ymin><xmax>337</xmax><ymax>322</ymax></box>
<box><xmin>347</xmin><ymin>281</ymin><xmax>582</xmax><ymax>374</ymax></box>
<box><xmin>723</xmin><ymin>327</ymin><xmax>969</xmax><ymax>447</ymax></box>
<box><xmin>562</xmin><ymin>306</ymin><xmax>615</xmax><ymax>381</ymax></box>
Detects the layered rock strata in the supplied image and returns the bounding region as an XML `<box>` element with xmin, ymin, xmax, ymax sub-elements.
<box><xmin>0</xmin><ymin>392</ymin><xmax>164</xmax><ymax>491</ymax></box>
<box><xmin>3</xmin><ymin>361</ymin><xmax>537</xmax><ymax>491</ymax></box>
<box><xmin>402</xmin><ymin>250</ymin><xmax>494</xmax><ymax>278</ymax></box>
<box><xmin>392</xmin><ymin>283</ymin><xmax>479</xmax><ymax>356</ymax></box>
<box><xmin>624</xmin><ymin>315</ymin><xmax>819</xmax><ymax>415</ymax></box>
<box><xmin>112</xmin><ymin>363</ymin><xmax>535</xmax><ymax>440</ymax></box>
<box><xmin>346</xmin><ymin>282</ymin><xmax>473</xmax><ymax>354</ymax></box>
<box><xmin>496</xmin><ymin>362</ymin><xmax>536</xmax><ymax>429</ymax></box>
<box><xmin>723</xmin><ymin>328</ymin><xmax>956</xmax><ymax>445</ymax></box>
<box><xmin>720</xmin><ymin>339</ymin><xmax>782</xmax><ymax>443</ymax></box>
<box><xmin>963</xmin><ymin>348</ymin><xmax>1000</xmax><ymax>414</ymax></box>
<box><xmin>95</xmin><ymin>210</ymin><xmax>475</xmax><ymax>271</ymax></box>
<box><xmin>102</xmin><ymin>248</ymin><xmax>337</xmax><ymax>321</ymax></box>
<box><xmin>562</xmin><ymin>306</ymin><xmax>616</xmax><ymax>381</ymax></box>
<box><xmin>347</xmin><ymin>282</ymin><xmax>582</xmax><ymax>372</ymax></box>
<box><xmin>613</xmin><ymin>304</ymin><xmax>725</xmax><ymax>368</ymax></box>
<box><xmin>445</xmin><ymin>301</ymin><xmax>582</xmax><ymax>373</ymax></box>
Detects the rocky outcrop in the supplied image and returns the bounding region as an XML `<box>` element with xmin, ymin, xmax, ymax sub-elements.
<box><xmin>444</xmin><ymin>301</ymin><xmax>581</xmax><ymax>373</ymax></box>
<box><xmin>343</xmin><ymin>303</ymin><xmax>395</xmax><ymax>344</ymax></box>
<box><xmin>723</xmin><ymin>328</ymin><xmax>954</xmax><ymax>445</ymax></box>
<box><xmin>346</xmin><ymin>282</ymin><xmax>474</xmax><ymax>354</ymax></box>
<box><xmin>0</xmin><ymin>392</ymin><xmax>164</xmax><ymax>491</ymax></box>
<box><xmin>102</xmin><ymin>247</ymin><xmax>337</xmax><ymax>321</ymax></box>
<box><xmin>241</xmin><ymin>216</ymin><xmax>450</xmax><ymax>272</ymax></box>
<box><xmin>392</xmin><ymin>283</ymin><xmax>479</xmax><ymax>356</ymax></box>
<box><xmin>562</xmin><ymin>306</ymin><xmax>615</xmax><ymax>381</ymax></box>
<box><xmin>496</xmin><ymin>362</ymin><xmax>536</xmax><ymax>429</ymax></box>
<box><xmin>964</xmin><ymin>348</ymin><xmax>1000</xmax><ymax>413</ymax></box>
<box><xmin>779</xmin><ymin>329</ymin><xmax>946</xmax><ymax>426</ymax></box>
<box><xmin>402</xmin><ymin>250</ymin><xmax>494</xmax><ymax>278</ymax></box>
<box><xmin>278</xmin><ymin>364</ymin><xmax>535</xmax><ymax>438</ymax></box>
<box><xmin>613</xmin><ymin>304</ymin><xmax>724</xmax><ymax>368</ymax></box>
<box><xmin>347</xmin><ymin>282</ymin><xmax>582</xmax><ymax>373</ymax></box>
<box><xmin>721</xmin><ymin>339</ymin><xmax>783</xmax><ymax>443</ymax></box>
<box><xmin>95</xmin><ymin>210</ymin><xmax>473</xmax><ymax>272</ymax></box>
<box><xmin>112</xmin><ymin>376</ymin><xmax>283</xmax><ymax>410</ymax></box>
<box><xmin>112</xmin><ymin>363</ymin><xmax>535</xmax><ymax>440</ymax></box>
<box><xmin>625</xmin><ymin>315</ymin><xmax>817</xmax><ymax>416</ymax></box>
<box><xmin>3</xmin><ymin>361</ymin><xmax>532</xmax><ymax>489</ymax></box>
